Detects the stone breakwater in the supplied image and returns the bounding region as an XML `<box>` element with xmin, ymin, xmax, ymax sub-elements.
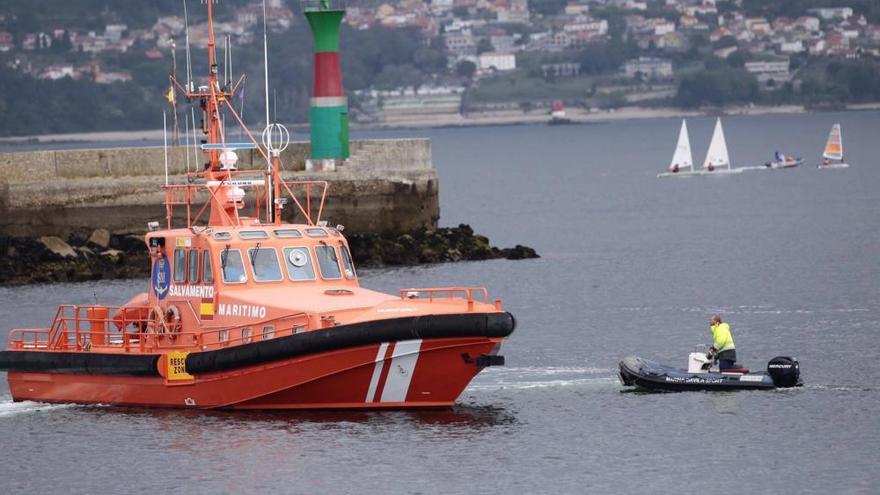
<box><xmin>0</xmin><ymin>225</ymin><xmax>538</xmax><ymax>285</ymax></box>
<box><xmin>0</xmin><ymin>139</ymin><xmax>439</xmax><ymax>238</ymax></box>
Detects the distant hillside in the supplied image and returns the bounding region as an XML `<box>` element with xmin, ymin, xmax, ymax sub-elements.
<box><xmin>0</xmin><ymin>2</ymin><xmax>449</xmax><ymax>136</ymax></box>
<box><xmin>1</xmin><ymin>0</ymin><xmax>250</xmax><ymax>31</ymax></box>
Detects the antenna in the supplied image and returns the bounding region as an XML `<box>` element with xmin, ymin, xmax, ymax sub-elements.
<box><xmin>239</xmin><ymin>85</ymin><xmax>246</xmax><ymax>140</ymax></box>
<box><xmin>163</xmin><ymin>111</ymin><xmax>169</xmax><ymax>186</ymax></box>
<box><xmin>262</xmin><ymin>123</ymin><xmax>290</xmax><ymax>224</ymax></box>
<box><xmin>227</xmin><ymin>35</ymin><xmax>233</xmax><ymax>87</ymax></box>
<box><xmin>223</xmin><ymin>34</ymin><xmax>231</xmax><ymax>88</ymax></box>
<box><xmin>262</xmin><ymin>0</ymin><xmax>270</xmax><ymax>128</ymax></box>
<box><xmin>191</xmin><ymin>107</ymin><xmax>199</xmax><ymax>169</ymax></box>
<box><xmin>170</xmin><ymin>38</ymin><xmax>180</xmax><ymax>145</ymax></box>
<box><xmin>183</xmin><ymin>0</ymin><xmax>193</xmax><ymax>90</ymax></box>
<box><xmin>184</xmin><ymin>116</ymin><xmax>191</xmax><ymax>173</ymax></box>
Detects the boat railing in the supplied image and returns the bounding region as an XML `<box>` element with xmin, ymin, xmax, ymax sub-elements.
<box><xmin>7</xmin><ymin>305</ymin><xmax>312</xmax><ymax>354</ymax></box>
<box><xmin>141</xmin><ymin>312</ymin><xmax>311</xmax><ymax>352</ymax></box>
<box><xmin>278</xmin><ymin>179</ymin><xmax>328</xmax><ymax>227</ymax></box>
<box><xmin>9</xmin><ymin>304</ymin><xmax>154</xmax><ymax>352</ymax></box>
<box><xmin>161</xmin><ymin>177</ymin><xmax>328</xmax><ymax>229</ymax></box>
<box><xmin>399</xmin><ymin>287</ymin><xmax>502</xmax><ymax>311</ymax></box>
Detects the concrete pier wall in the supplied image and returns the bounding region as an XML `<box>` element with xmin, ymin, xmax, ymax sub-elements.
<box><xmin>0</xmin><ymin>139</ymin><xmax>438</xmax><ymax>237</ymax></box>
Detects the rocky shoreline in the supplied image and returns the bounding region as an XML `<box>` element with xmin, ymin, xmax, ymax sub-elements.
<box><xmin>0</xmin><ymin>224</ymin><xmax>537</xmax><ymax>286</ymax></box>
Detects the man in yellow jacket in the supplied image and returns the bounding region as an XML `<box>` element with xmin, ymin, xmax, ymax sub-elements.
<box><xmin>709</xmin><ymin>315</ymin><xmax>737</xmax><ymax>370</ymax></box>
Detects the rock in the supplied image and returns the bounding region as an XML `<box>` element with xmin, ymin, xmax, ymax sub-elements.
<box><xmin>38</xmin><ymin>236</ymin><xmax>77</xmax><ymax>259</ymax></box>
<box><xmin>499</xmin><ymin>245</ymin><xmax>540</xmax><ymax>260</ymax></box>
<box><xmin>101</xmin><ymin>249</ymin><xmax>124</xmax><ymax>262</ymax></box>
<box><xmin>88</xmin><ymin>228</ymin><xmax>111</xmax><ymax>249</ymax></box>
<box><xmin>123</xmin><ymin>234</ymin><xmax>146</xmax><ymax>251</ymax></box>
<box><xmin>2</xmin><ymin>225</ymin><xmax>538</xmax><ymax>286</ymax></box>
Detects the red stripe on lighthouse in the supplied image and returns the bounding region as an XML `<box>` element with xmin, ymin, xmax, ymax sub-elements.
<box><xmin>312</xmin><ymin>52</ymin><xmax>344</xmax><ymax>97</ymax></box>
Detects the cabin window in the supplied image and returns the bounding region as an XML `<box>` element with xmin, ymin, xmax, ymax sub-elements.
<box><xmin>202</xmin><ymin>250</ymin><xmax>213</xmax><ymax>283</ymax></box>
<box><xmin>188</xmin><ymin>250</ymin><xmax>200</xmax><ymax>283</ymax></box>
<box><xmin>315</xmin><ymin>245</ymin><xmax>342</xmax><ymax>280</ymax></box>
<box><xmin>219</xmin><ymin>329</ymin><xmax>229</xmax><ymax>343</ymax></box>
<box><xmin>283</xmin><ymin>247</ymin><xmax>316</xmax><ymax>281</ymax></box>
<box><xmin>173</xmin><ymin>248</ymin><xmax>187</xmax><ymax>283</ymax></box>
<box><xmin>213</xmin><ymin>231</ymin><xmax>232</xmax><ymax>241</ymax></box>
<box><xmin>305</xmin><ymin>228</ymin><xmax>328</xmax><ymax>237</ymax></box>
<box><xmin>241</xmin><ymin>327</ymin><xmax>253</xmax><ymax>344</ymax></box>
<box><xmin>339</xmin><ymin>245</ymin><xmax>357</xmax><ymax>280</ymax></box>
<box><xmin>248</xmin><ymin>247</ymin><xmax>283</xmax><ymax>282</ymax></box>
<box><xmin>220</xmin><ymin>249</ymin><xmax>247</xmax><ymax>284</ymax></box>
<box><xmin>239</xmin><ymin>230</ymin><xmax>269</xmax><ymax>240</ymax></box>
<box><xmin>262</xmin><ymin>325</ymin><xmax>274</xmax><ymax>340</ymax></box>
<box><xmin>327</xmin><ymin>228</ymin><xmax>341</xmax><ymax>236</ymax></box>
<box><xmin>273</xmin><ymin>229</ymin><xmax>302</xmax><ymax>238</ymax></box>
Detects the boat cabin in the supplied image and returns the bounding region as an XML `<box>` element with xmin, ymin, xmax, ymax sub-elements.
<box><xmin>142</xmin><ymin>221</ymin><xmax>384</xmax><ymax>349</ymax></box>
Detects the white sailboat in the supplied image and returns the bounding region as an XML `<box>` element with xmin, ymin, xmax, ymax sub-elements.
<box><xmin>818</xmin><ymin>123</ymin><xmax>849</xmax><ymax>169</ymax></box>
<box><xmin>658</xmin><ymin>119</ymin><xmax>698</xmax><ymax>177</ymax></box>
<box><xmin>701</xmin><ymin>117</ymin><xmax>741</xmax><ymax>174</ymax></box>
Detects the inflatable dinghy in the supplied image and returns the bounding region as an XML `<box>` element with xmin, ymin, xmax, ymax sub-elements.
<box><xmin>619</xmin><ymin>351</ymin><xmax>801</xmax><ymax>392</ymax></box>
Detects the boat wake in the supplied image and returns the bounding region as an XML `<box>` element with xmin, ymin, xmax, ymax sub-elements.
<box><xmin>468</xmin><ymin>366</ymin><xmax>617</xmax><ymax>391</ymax></box>
<box><xmin>801</xmin><ymin>384</ymin><xmax>879</xmax><ymax>393</ymax></box>
<box><xmin>0</xmin><ymin>399</ymin><xmax>78</xmax><ymax>418</ymax></box>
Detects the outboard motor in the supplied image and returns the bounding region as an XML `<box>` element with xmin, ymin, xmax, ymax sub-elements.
<box><xmin>767</xmin><ymin>356</ymin><xmax>801</xmax><ymax>387</ymax></box>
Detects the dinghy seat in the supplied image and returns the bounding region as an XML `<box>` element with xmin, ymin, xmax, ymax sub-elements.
<box><xmin>722</xmin><ymin>366</ymin><xmax>750</xmax><ymax>374</ymax></box>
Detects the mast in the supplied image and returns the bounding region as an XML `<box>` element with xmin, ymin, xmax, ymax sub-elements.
<box><xmin>170</xmin><ymin>38</ymin><xmax>180</xmax><ymax>145</ymax></box>
<box><xmin>838</xmin><ymin>124</ymin><xmax>844</xmax><ymax>161</ymax></box>
<box><xmin>165</xmin><ymin>0</ymin><xmax>278</xmax><ymax>229</ymax></box>
<box><xmin>183</xmin><ymin>0</ymin><xmax>193</xmax><ymax>90</ymax></box>
<box><xmin>202</xmin><ymin>0</ymin><xmax>235</xmax><ymax>226</ymax></box>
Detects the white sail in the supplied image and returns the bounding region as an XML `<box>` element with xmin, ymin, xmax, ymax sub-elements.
<box><xmin>822</xmin><ymin>123</ymin><xmax>844</xmax><ymax>161</ymax></box>
<box><xmin>668</xmin><ymin>119</ymin><xmax>693</xmax><ymax>172</ymax></box>
<box><xmin>703</xmin><ymin>118</ymin><xmax>730</xmax><ymax>170</ymax></box>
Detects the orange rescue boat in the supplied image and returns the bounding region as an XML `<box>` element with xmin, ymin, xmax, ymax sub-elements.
<box><xmin>0</xmin><ymin>1</ymin><xmax>514</xmax><ymax>410</ymax></box>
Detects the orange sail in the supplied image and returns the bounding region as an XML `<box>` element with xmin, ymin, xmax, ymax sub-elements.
<box><xmin>822</xmin><ymin>123</ymin><xmax>843</xmax><ymax>161</ymax></box>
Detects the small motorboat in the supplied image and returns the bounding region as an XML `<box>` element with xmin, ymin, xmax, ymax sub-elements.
<box><xmin>618</xmin><ymin>348</ymin><xmax>801</xmax><ymax>392</ymax></box>
<box><xmin>764</xmin><ymin>151</ymin><xmax>802</xmax><ymax>169</ymax></box>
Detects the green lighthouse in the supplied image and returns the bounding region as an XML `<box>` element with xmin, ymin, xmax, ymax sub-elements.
<box><xmin>305</xmin><ymin>2</ymin><xmax>349</xmax><ymax>161</ymax></box>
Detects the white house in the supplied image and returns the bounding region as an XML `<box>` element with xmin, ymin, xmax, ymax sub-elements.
<box><xmin>478</xmin><ymin>52</ymin><xmax>516</xmax><ymax>72</ymax></box>
<box><xmin>622</xmin><ymin>57</ymin><xmax>673</xmax><ymax>79</ymax></box>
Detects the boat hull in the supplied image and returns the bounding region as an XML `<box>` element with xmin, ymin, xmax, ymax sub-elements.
<box><xmin>764</xmin><ymin>159</ymin><xmax>802</xmax><ymax>169</ymax></box>
<box><xmin>7</xmin><ymin>336</ymin><xmax>502</xmax><ymax>409</ymax></box>
<box><xmin>817</xmin><ymin>163</ymin><xmax>849</xmax><ymax>169</ymax></box>
<box><xmin>658</xmin><ymin>168</ymin><xmax>743</xmax><ymax>178</ymax></box>
<box><xmin>618</xmin><ymin>356</ymin><xmax>776</xmax><ymax>392</ymax></box>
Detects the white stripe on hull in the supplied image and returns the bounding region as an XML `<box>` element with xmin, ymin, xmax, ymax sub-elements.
<box><xmin>380</xmin><ymin>339</ymin><xmax>422</xmax><ymax>403</ymax></box>
<box><xmin>364</xmin><ymin>342</ymin><xmax>389</xmax><ymax>403</ymax></box>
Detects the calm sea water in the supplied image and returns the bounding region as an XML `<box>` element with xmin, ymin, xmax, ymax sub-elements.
<box><xmin>1</xmin><ymin>111</ymin><xmax>879</xmax><ymax>494</ymax></box>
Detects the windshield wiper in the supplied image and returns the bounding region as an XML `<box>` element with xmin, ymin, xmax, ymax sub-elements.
<box><xmin>221</xmin><ymin>244</ymin><xmax>230</xmax><ymax>276</ymax></box>
<box><xmin>250</xmin><ymin>242</ymin><xmax>261</xmax><ymax>270</ymax></box>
